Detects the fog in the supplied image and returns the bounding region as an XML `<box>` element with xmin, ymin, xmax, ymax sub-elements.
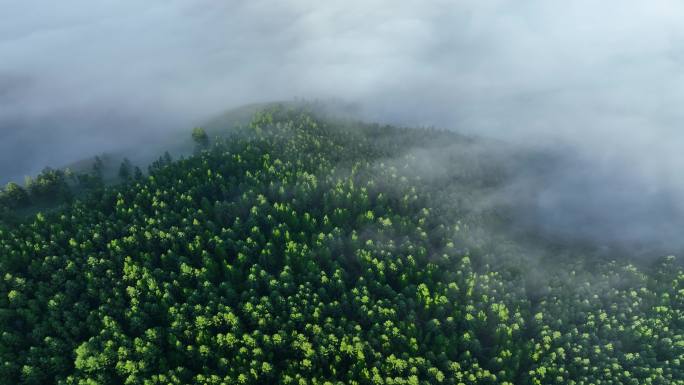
<box><xmin>2</xmin><ymin>1</ymin><xmax>683</xmax><ymax>251</ymax></box>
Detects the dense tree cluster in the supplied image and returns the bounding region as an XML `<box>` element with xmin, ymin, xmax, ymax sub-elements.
<box><xmin>0</xmin><ymin>108</ymin><xmax>681</xmax><ymax>384</ymax></box>
<box><xmin>0</xmin><ymin>167</ymin><xmax>75</xmax><ymax>223</ymax></box>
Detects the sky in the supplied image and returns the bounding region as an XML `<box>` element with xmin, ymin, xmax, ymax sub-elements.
<box><xmin>1</xmin><ymin>0</ymin><xmax>684</xmax><ymax>250</ymax></box>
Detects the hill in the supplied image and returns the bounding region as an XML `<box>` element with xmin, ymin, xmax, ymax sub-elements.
<box><xmin>0</xmin><ymin>106</ymin><xmax>682</xmax><ymax>384</ymax></box>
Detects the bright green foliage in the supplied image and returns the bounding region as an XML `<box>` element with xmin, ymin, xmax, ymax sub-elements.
<box><xmin>24</xmin><ymin>167</ymin><xmax>72</xmax><ymax>203</ymax></box>
<box><xmin>192</xmin><ymin>127</ymin><xmax>210</xmax><ymax>151</ymax></box>
<box><xmin>0</xmin><ymin>107</ymin><xmax>682</xmax><ymax>385</ymax></box>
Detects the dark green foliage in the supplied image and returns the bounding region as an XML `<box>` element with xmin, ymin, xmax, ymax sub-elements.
<box><xmin>0</xmin><ymin>183</ymin><xmax>30</xmax><ymax>225</ymax></box>
<box><xmin>92</xmin><ymin>156</ymin><xmax>104</xmax><ymax>178</ymax></box>
<box><xmin>163</xmin><ymin>151</ymin><xmax>173</xmax><ymax>164</ymax></box>
<box><xmin>133</xmin><ymin>166</ymin><xmax>144</xmax><ymax>181</ymax></box>
<box><xmin>76</xmin><ymin>173</ymin><xmax>103</xmax><ymax>192</ymax></box>
<box><xmin>0</xmin><ymin>108</ymin><xmax>681</xmax><ymax>385</ymax></box>
<box><xmin>23</xmin><ymin>167</ymin><xmax>72</xmax><ymax>204</ymax></box>
<box><xmin>0</xmin><ymin>182</ymin><xmax>30</xmax><ymax>208</ymax></box>
<box><xmin>148</xmin><ymin>152</ymin><xmax>174</xmax><ymax>174</ymax></box>
<box><xmin>119</xmin><ymin>158</ymin><xmax>133</xmax><ymax>181</ymax></box>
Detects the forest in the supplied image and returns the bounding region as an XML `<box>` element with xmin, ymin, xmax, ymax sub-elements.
<box><xmin>0</xmin><ymin>106</ymin><xmax>682</xmax><ymax>385</ymax></box>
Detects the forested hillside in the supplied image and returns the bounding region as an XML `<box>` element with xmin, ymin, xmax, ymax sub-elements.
<box><xmin>0</xmin><ymin>107</ymin><xmax>682</xmax><ymax>385</ymax></box>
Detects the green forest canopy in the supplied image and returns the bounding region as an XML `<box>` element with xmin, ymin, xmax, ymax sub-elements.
<box><xmin>0</xmin><ymin>107</ymin><xmax>682</xmax><ymax>385</ymax></box>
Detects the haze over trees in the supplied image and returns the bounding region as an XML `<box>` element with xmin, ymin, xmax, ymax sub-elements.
<box><xmin>0</xmin><ymin>107</ymin><xmax>682</xmax><ymax>385</ymax></box>
<box><xmin>192</xmin><ymin>127</ymin><xmax>210</xmax><ymax>152</ymax></box>
<box><xmin>119</xmin><ymin>158</ymin><xmax>133</xmax><ymax>181</ymax></box>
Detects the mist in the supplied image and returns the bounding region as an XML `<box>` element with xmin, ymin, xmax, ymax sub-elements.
<box><xmin>2</xmin><ymin>1</ymin><xmax>683</xmax><ymax>252</ymax></box>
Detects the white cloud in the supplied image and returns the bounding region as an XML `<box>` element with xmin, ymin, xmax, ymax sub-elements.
<box><xmin>1</xmin><ymin>0</ymin><xmax>683</xmax><ymax>248</ymax></box>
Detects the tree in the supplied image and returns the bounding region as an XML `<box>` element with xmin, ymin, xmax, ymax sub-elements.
<box><xmin>77</xmin><ymin>173</ymin><xmax>103</xmax><ymax>191</ymax></box>
<box><xmin>25</xmin><ymin>167</ymin><xmax>71</xmax><ymax>202</ymax></box>
<box><xmin>93</xmin><ymin>156</ymin><xmax>105</xmax><ymax>178</ymax></box>
<box><xmin>134</xmin><ymin>166</ymin><xmax>144</xmax><ymax>181</ymax></box>
<box><xmin>119</xmin><ymin>158</ymin><xmax>133</xmax><ymax>181</ymax></box>
<box><xmin>2</xmin><ymin>182</ymin><xmax>30</xmax><ymax>208</ymax></box>
<box><xmin>192</xmin><ymin>128</ymin><xmax>210</xmax><ymax>151</ymax></box>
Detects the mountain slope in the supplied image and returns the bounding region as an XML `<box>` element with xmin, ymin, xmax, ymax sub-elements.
<box><xmin>0</xmin><ymin>107</ymin><xmax>682</xmax><ymax>385</ymax></box>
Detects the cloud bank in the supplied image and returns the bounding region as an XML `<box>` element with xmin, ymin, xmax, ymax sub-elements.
<box><xmin>1</xmin><ymin>0</ymin><xmax>683</xmax><ymax>250</ymax></box>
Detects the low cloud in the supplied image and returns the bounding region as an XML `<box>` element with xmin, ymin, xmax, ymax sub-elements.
<box><xmin>1</xmin><ymin>0</ymin><xmax>683</xmax><ymax>251</ymax></box>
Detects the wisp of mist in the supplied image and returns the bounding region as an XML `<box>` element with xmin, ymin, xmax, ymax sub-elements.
<box><xmin>2</xmin><ymin>0</ymin><xmax>683</xmax><ymax>253</ymax></box>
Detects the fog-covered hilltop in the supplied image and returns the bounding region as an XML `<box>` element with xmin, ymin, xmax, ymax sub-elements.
<box><xmin>3</xmin><ymin>2</ymin><xmax>684</xmax><ymax>383</ymax></box>
<box><xmin>1</xmin><ymin>107</ymin><xmax>681</xmax><ymax>384</ymax></box>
